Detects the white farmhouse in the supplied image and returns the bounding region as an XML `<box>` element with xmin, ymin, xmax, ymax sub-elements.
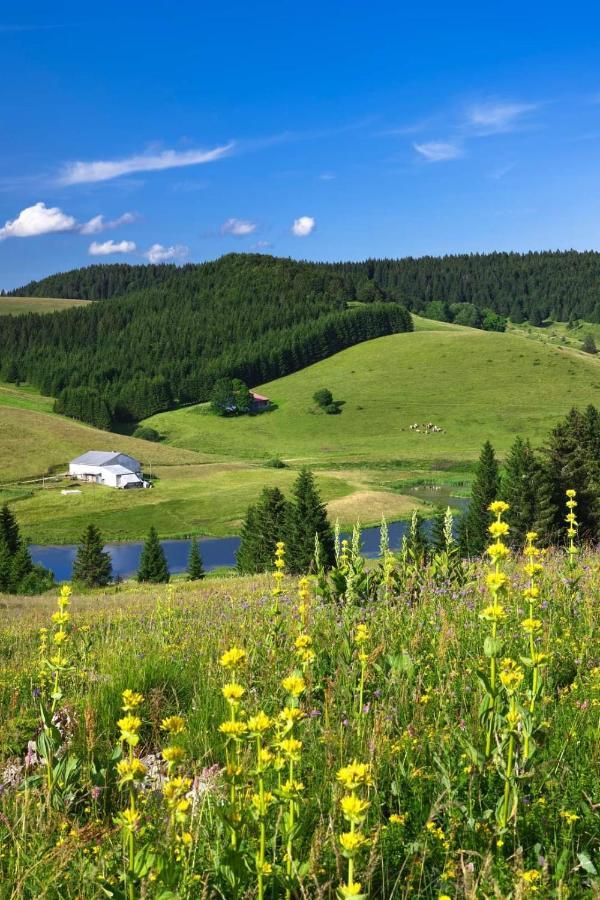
<box><xmin>69</xmin><ymin>451</ymin><xmax>148</xmax><ymax>489</ymax></box>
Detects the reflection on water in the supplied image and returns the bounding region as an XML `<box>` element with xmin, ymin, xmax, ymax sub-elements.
<box><xmin>30</xmin><ymin>490</ymin><xmax>468</xmax><ymax>581</ymax></box>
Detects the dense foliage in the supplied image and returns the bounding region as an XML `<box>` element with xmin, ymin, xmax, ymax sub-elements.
<box><xmin>0</xmin><ymin>503</ymin><xmax>54</xmax><ymax>595</ymax></box>
<box><xmin>0</xmin><ymin>255</ymin><xmax>411</xmax><ymax>425</ymax></box>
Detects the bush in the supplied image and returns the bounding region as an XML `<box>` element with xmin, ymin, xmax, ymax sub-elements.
<box><xmin>582</xmin><ymin>333</ymin><xmax>598</xmax><ymax>355</ymax></box>
<box><xmin>133</xmin><ymin>426</ymin><xmax>161</xmax><ymax>442</ymax></box>
<box><xmin>313</xmin><ymin>388</ymin><xmax>333</xmax><ymax>408</ymax></box>
<box><xmin>324</xmin><ymin>403</ymin><xmax>342</xmax><ymax>415</ymax></box>
<box><xmin>264</xmin><ymin>458</ymin><xmax>287</xmax><ymax>468</ymax></box>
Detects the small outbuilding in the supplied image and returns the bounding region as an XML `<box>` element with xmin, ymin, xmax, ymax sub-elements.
<box><xmin>250</xmin><ymin>392</ymin><xmax>271</xmax><ymax>411</ymax></box>
<box><xmin>69</xmin><ymin>451</ymin><xmax>149</xmax><ymax>489</ymax></box>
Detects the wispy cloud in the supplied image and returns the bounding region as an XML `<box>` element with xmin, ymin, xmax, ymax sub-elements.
<box><xmin>291</xmin><ymin>216</ymin><xmax>315</xmax><ymax>237</ymax></box>
<box><xmin>318</xmin><ymin>172</ymin><xmax>336</xmax><ymax>181</ymax></box>
<box><xmin>58</xmin><ymin>144</ymin><xmax>234</xmax><ymax>185</ymax></box>
<box><xmin>413</xmin><ymin>141</ymin><xmax>464</xmax><ymax>162</ymax></box>
<box><xmin>487</xmin><ymin>163</ymin><xmax>516</xmax><ymax>180</ymax></box>
<box><xmin>143</xmin><ymin>243</ymin><xmax>189</xmax><ymax>264</ymax></box>
<box><xmin>89</xmin><ymin>239</ymin><xmax>136</xmax><ymax>256</ymax></box>
<box><xmin>221</xmin><ymin>217</ymin><xmax>257</xmax><ymax>236</ymax></box>
<box><xmin>79</xmin><ymin>211</ymin><xmax>137</xmax><ymax>234</ymax></box>
<box><xmin>0</xmin><ymin>202</ymin><xmax>76</xmax><ymax>240</ymax></box>
<box><xmin>251</xmin><ymin>240</ymin><xmax>273</xmax><ymax>250</ymax></box>
<box><xmin>466</xmin><ymin>101</ymin><xmax>538</xmax><ymax>135</ymax></box>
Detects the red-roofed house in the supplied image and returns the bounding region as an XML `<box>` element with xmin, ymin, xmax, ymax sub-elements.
<box><xmin>250</xmin><ymin>392</ymin><xmax>271</xmax><ymax>411</ymax></box>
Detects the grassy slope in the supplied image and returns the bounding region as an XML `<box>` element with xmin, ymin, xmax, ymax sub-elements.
<box><xmin>508</xmin><ymin>318</ymin><xmax>600</xmax><ymax>353</ymax></box>
<box><xmin>0</xmin><ymin>296</ymin><xmax>91</xmax><ymax>315</ymax></box>
<box><xmin>145</xmin><ymin>317</ymin><xmax>600</xmax><ymax>464</ymax></box>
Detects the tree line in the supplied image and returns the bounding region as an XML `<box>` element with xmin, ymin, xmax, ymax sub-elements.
<box><xmin>0</xmin><ymin>255</ymin><xmax>411</xmax><ymax>426</ymax></box>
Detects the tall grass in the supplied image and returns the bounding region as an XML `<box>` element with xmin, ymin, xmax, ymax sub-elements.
<box><xmin>0</xmin><ymin>510</ymin><xmax>598</xmax><ymax>897</ymax></box>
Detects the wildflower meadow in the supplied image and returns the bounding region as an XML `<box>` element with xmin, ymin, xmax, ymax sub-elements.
<box><xmin>0</xmin><ymin>495</ymin><xmax>598</xmax><ymax>898</ymax></box>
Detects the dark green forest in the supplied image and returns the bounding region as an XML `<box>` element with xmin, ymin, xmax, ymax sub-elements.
<box><xmin>0</xmin><ymin>255</ymin><xmax>411</xmax><ymax>425</ymax></box>
<box><xmin>11</xmin><ymin>249</ymin><xmax>600</xmax><ymax>322</ymax></box>
<box><xmin>4</xmin><ymin>249</ymin><xmax>600</xmax><ymax>428</ymax></box>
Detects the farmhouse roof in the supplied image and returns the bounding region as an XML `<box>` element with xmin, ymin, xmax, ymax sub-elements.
<box><xmin>70</xmin><ymin>451</ymin><xmax>122</xmax><ymax>466</ymax></box>
<box><xmin>251</xmin><ymin>392</ymin><xmax>270</xmax><ymax>402</ymax></box>
<box><xmin>103</xmin><ymin>464</ymin><xmax>137</xmax><ymax>475</ymax></box>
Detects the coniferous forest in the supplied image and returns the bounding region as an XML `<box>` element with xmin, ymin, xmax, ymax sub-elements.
<box><xmin>3</xmin><ymin>250</ymin><xmax>600</xmax><ymax>427</ymax></box>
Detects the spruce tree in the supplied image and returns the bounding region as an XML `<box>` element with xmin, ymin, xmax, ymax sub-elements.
<box><xmin>502</xmin><ymin>437</ymin><xmax>541</xmax><ymax>548</ymax></box>
<box><xmin>187</xmin><ymin>537</ymin><xmax>205</xmax><ymax>581</ymax></box>
<box><xmin>0</xmin><ymin>539</ymin><xmax>12</xmax><ymax>592</ymax></box>
<box><xmin>73</xmin><ymin>524</ymin><xmax>112</xmax><ymax>587</ymax></box>
<box><xmin>237</xmin><ymin>487</ymin><xmax>290</xmax><ymax>574</ymax></box>
<box><xmin>10</xmin><ymin>544</ymin><xmax>33</xmax><ymax>591</ymax></box>
<box><xmin>137</xmin><ymin>527</ymin><xmax>169</xmax><ymax>583</ymax></box>
<box><xmin>286</xmin><ymin>469</ymin><xmax>334</xmax><ymax>574</ymax></box>
<box><xmin>0</xmin><ymin>504</ymin><xmax>20</xmax><ymax>555</ymax></box>
<box><xmin>459</xmin><ymin>441</ymin><xmax>500</xmax><ymax>556</ymax></box>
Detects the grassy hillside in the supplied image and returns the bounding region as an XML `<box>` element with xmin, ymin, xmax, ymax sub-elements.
<box><xmin>145</xmin><ymin>317</ymin><xmax>600</xmax><ymax>464</ymax></box>
<box><xmin>0</xmin><ymin>296</ymin><xmax>90</xmax><ymax>315</ymax></box>
<box><xmin>3</xmin><ymin>463</ymin><xmax>419</xmax><ymax>544</ymax></box>
<box><xmin>0</xmin><ymin>405</ymin><xmax>203</xmax><ymax>483</ymax></box>
<box><xmin>508</xmin><ymin>318</ymin><xmax>600</xmax><ymax>353</ymax></box>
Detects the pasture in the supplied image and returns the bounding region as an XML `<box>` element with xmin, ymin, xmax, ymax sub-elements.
<box><xmin>0</xmin><ymin>296</ymin><xmax>91</xmax><ymax>315</ymax></box>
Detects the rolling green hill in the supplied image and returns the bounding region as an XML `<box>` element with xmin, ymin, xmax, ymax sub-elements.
<box><xmin>0</xmin><ymin>296</ymin><xmax>90</xmax><ymax>315</ymax></box>
<box><xmin>145</xmin><ymin>317</ymin><xmax>600</xmax><ymax>464</ymax></box>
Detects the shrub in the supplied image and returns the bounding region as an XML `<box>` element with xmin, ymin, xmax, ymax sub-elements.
<box><xmin>133</xmin><ymin>426</ymin><xmax>161</xmax><ymax>442</ymax></box>
<box><xmin>313</xmin><ymin>388</ymin><xmax>333</xmax><ymax>408</ymax></box>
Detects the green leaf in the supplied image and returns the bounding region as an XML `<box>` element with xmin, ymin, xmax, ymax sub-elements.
<box><xmin>577</xmin><ymin>851</ymin><xmax>598</xmax><ymax>876</ymax></box>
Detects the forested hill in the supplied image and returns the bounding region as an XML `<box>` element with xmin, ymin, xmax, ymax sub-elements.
<box><xmin>0</xmin><ymin>254</ymin><xmax>411</xmax><ymax>426</ymax></box>
<box><xmin>9</xmin><ymin>250</ymin><xmax>600</xmax><ymax>322</ymax></box>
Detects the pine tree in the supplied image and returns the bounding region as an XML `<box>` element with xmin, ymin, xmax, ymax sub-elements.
<box><xmin>286</xmin><ymin>469</ymin><xmax>335</xmax><ymax>574</ymax></box>
<box><xmin>10</xmin><ymin>544</ymin><xmax>33</xmax><ymax>590</ymax></box>
<box><xmin>430</xmin><ymin>505</ymin><xmax>447</xmax><ymax>552</ymax></box>
<box><xmin>137</xmin><ymin>527</ymin><xmax>169</xmax><ymax>583</ymax></box>
<box><xmin>187</xmin><ymin>537</ymin><xmax>205</xmax><ymax>581</ymax></box>
<box><xmin>73</xmin><ymin>524</ymin><xmax>112</xmax><ymax>587</ymax></box>
<box><xmin>459</xmin><ymin>441</ymin><xmax>500</xmax><ymax>556</ymax></box>
<box><xmin>502</xmin><ymin>437</ymin><xmax>541</xmax><ymax>548</ymax></box>
<box><xmin>0</xmin><ymin>538</ymin><xmax>12</xmax><ymax>592</ymax></box>
<box><xmin>237</xmin><ymin>487</ymin><xmax>290</xmax><ymax>574</ymax></box>
<box><xmin>0</xmin><ymin>504</ymin><xmax>20</xmax><ymax>555</ymax></box>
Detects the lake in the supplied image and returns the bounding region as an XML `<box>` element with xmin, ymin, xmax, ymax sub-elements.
<box><xmin>30</xmin><ymin>493</ymin><xmax>469</xmax><ymax>581</ymax></box>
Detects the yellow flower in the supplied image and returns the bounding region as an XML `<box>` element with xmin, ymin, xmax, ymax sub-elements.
<box><xmin>337</xmin><ymin>761</ymin><xmax>372</xmax><ymax>791</ymax></box>
<box><xmin>161</xmin><ymin>715</ymin><xmax>186</xmax><ymax>734</ymax></box>
<box><xmin>294</xmin><ymin>634</ymin><xmax>312</xmax><ymax>650</ymax></box>
<box><xmin>487</xmin><ymin>541</ymin><xmax>510</xmax><ymax>561</ymax></box>
<box><xmin>121</xmin><ymin>689</ymin><xmax>144</xmax><ymax>711</ymax></box>
<box><xmin>486</xmin><ymin>571</ymin><xmax>508</xmax><ymax>590</ymax></box>
<box><xmin>53</xmin><ymin>630</ymin><xmax>68</xmax><ymax>645</ymax></box>
<box><xmin>354</xmin><ymin>624</ymin><xmax>370</xmax><ymax>645</ymax></box>
<box><xmin>524</xmin><ymin>562</ymin><xmax>543</xmax><ymax>577</ymax></box>
<box><xmin>565</xmin><ymin>489</ymin><xmax>576</xmax><ymax>498</ymax></box>
<box><xmin>281</xmin><ymin>674</ymin><xmax>305</xmax><ymax>697</ymax></box>
<box><xmin>219</xmin><ymin>647</ymin><xmax>247</xmax><ymax>669</ymax></box>
<box><xmin>560</xmin><ymin>810</ymin><xmax>580</xmax><ymax>824</ymax></box>
<box><xmin>339</xmin><ymin>831</ymin><xmax>369</xmax><ymax>853</ymax></box>
<box><xmin>279</xmin><ymin>706</ymin><xmax>304</xmax><ymax>726</ymax></box>
<box><xmin>499</xmin><ymin>659</ymin><xmax>524</xmax><ymax>693</ymax></box>
<box><xmin>488</xmin><ymin>520</ymin><xmax>509</xmax><ymax>538</ymax></box>
<box><xmin>222</xmin><ymin>682</ymin><xmax>245</xmax><ymax>702</ymax></box>
<box><xmin>280</xmin><ymin>778</ymin><xmax>305</xmax><ymax>798</ymax></box>
<box><xmin>479</xmin><ymin>603</ymin><xmax>507</xmax><ymax>621</ymax></box>
<box><xmin>116</xmin><ymin>758</ymin><xmax>147</xmax><ymax>782</ymax></box>
<box><xmin>521</xmin><ymin>618</ymin><xmax>542</xmax><ymax>633</ymax></box>
<box><xmin>337</xmin><ymin>881</ymin><xmax>363</xmax><ymax>899</ymax></box>
<box><xmin>488</xmin><ymin>500</ymin><xmax>509</xmax><ymax>514</ymax></box>
<box><xmin>340</xmin><ymin>794</ymin><xmax>370</xmax><ymax>823</ymax></box>
<box><xmin>260</xmin><ymin>861</ymin><xmax>273</xmax><ymax>876</ymax></box>
<box><xmin>118</xmin><ymin>715</ymin><xmax>142</xmax><ymax>746</ymax></box>
<box><xmin>247</xmin><ymin>711</ymin><xmax>271</xmax><ymax>733</ymax></box>
<box><xmin>389</xmin><ymin>813</ymin><xmax>407</xmax><ymax>825</ymax></box>
<box><xmin>521</xmin><ymin>870</ymin><xmax>541</xmax><ymax>884</ymax></box>
<box><xmin>279</xmin><ymin>738</ymin><xmax>302</xmax><ymax>760</ymax></box>
<box><xmin>523</xmin><ymin>586</ymin><xmax>540</xmax><ymax>600</ymax></box>
<box><xmin>51</xmin><ymin>611</ymin><xmax>70</xmax><ymax>625</ymax></box>
<box><xmin>219</xmin><ymin>720</ymin><xmax>247</xmax><ymax>738</ymax></box>
<box><xmin>163</xmin><ymin>745</ymin><xmax>186</xmax><ymax>764</ymax></box>
<box><xmin>526</xmin><ymin>530</ymin><xmax>538</xmax><ymax>542</ymax></box>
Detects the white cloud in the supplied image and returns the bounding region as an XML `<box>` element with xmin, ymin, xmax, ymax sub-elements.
<box><xmin>80</xmin><ymin>211</ymin><xmax>136</xmax><ymax>234</ymax></box>
<box><xmin>291</xmin><ymin>215</ymin><xmax>315</xmax><ymax>237</ymax></box>
<box><xmin>143</xmin><ymin>243</ymin><xmax>189</xmax><ymax>264</ymax></box>
<box><xmin>319</xmin><ymin>172</ymin><xmax>336</xmax><ymax>181</ymax></box>
<box><xmin>251</xmin><ymin>240</ymin><xmax>273</xmax><ymax>250</ymax></box>
<box><xmin>88</xmin><ymin>239</ymin><xmax>136</xmax><ymax>256</ymax></box>
<box><xmin>221</xmin><ymin>217</ymin><xmax>257</xmax><ymax>236</ymax></box>
<box><xmin>58</xmin><ymin>144</ymin><xmax>234</xmax><ymax>185</ymax></box>
<box><xmin>0</xmin><ymin>201</ymin><xmax>76</xmax><ymax>240</ymax></box>
<box><xmin>467</xmin><ymin>101</ymin><xmax>537</xmax><ymax>134</ymax></box>
<box><xmin>413</xmin><ymin>141</ymin><xmax>464</xmax><ymax>162</ymax></box>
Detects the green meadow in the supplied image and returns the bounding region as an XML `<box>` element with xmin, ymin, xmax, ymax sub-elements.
<box><xmin>0</xmin><ymin>296</ymin><xmax>91</xmax><ymax>315</ymax></box>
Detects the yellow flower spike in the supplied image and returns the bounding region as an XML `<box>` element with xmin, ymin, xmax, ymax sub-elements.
<box><xmin>486</xmin><ymin>541</ymin><xmax>510</xmax><ymax>561</ymax></box>
<box><xmin>117</xmin><ymin>715</ymin><xmax>142</xmax><ymax>747</ymax></box>
<box><xmin>354</xmin><ymin>623</ymin><xmax>370</xmax><ymax>645</ymax></box>
<box><xmin>521</xmin><ymin>617</ymin><xmax>542</xmax><ymax>633</ymax></box>
<box><xmin>161</xmin><ymin>715</ymin><xmax>186</xmax><ymax>734</ymax></box>
<box><xmin>339</xmin><ymin>831</ymin><xmax>369</xmax><ymax>853</ymax></box>
<box><xmin>340</xmin><ymin>794</ymin><xmax>370</xmax><ymax>824</ymax></box>
<box><xmin>499</xmin><ymin>659</ymin><xmax>525</xmax><ymax>693</ymax></box>
<box><xmin>163</xmin><ymin>745</ymin><xmax>186</xmax><ymax>764</ymax></box>
<box><xmin>218</xmin><ymin>720</ymin><xmax>247</xmax><ymax>738</ymax></box>
<box><xmin>247</xmin><ymin>711</ymin><xmax>271</xmax><ymax>734</ymax></box>
<box><xmin>488</xmin><ymin>500</ymin><xmax>510</xmax><ymax>515</ymax></box>
<box><xmin>337</xmin><ymin>882</ymin><xmax>364</xmax><ymax>900</ymax></box>
<box><xmin>281</xmin><ymin>674</ymin><xmax>306</xmax><ymax>697</ymax></box>
<box><xmin>336</xmin><ymin>761</ymin><xmax>373</xmax><ymax>791</ymax></box>
<box><xmin>116</xmin><ymin>758</ymin><xmax>147</xmax><ymax>784</ymax></box>
<box><xmin>486</xmin><ymin>571</ymin><xmax>509</xmax><ymax>591</ymax></box>
<box><xmin>488</xmin><ymin>520</ymin><xmax>510</xmax><ymax>538</ymax></box>
<box><xmin>479</xmin><ymin>603</ymin><xmax>507</xmax><ymax>621</ymax></box>
<box><xmin>219</xmin><ymin>647</ymin><xmax>247</xmax><ymax>669</ymax></box>
<box><xmin>121</xmin><ymin>689</ymin><xmax>144</xmax><ymax>711</ymax></box>
<box><xmin>565</xmin><ymin>489</ymin><xmax>576</xmax><ymax>498</ymax></box>
<box><xmin>222</xmin><ymin>683</ymin><xmax>245</xmax><ymax>702</ymax></box>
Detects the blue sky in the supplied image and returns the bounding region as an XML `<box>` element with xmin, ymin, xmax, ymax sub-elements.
<box><xmin>2</xmin><ymin>1</ymin><xmax>600</xmax><ymax>288</ymax></box>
